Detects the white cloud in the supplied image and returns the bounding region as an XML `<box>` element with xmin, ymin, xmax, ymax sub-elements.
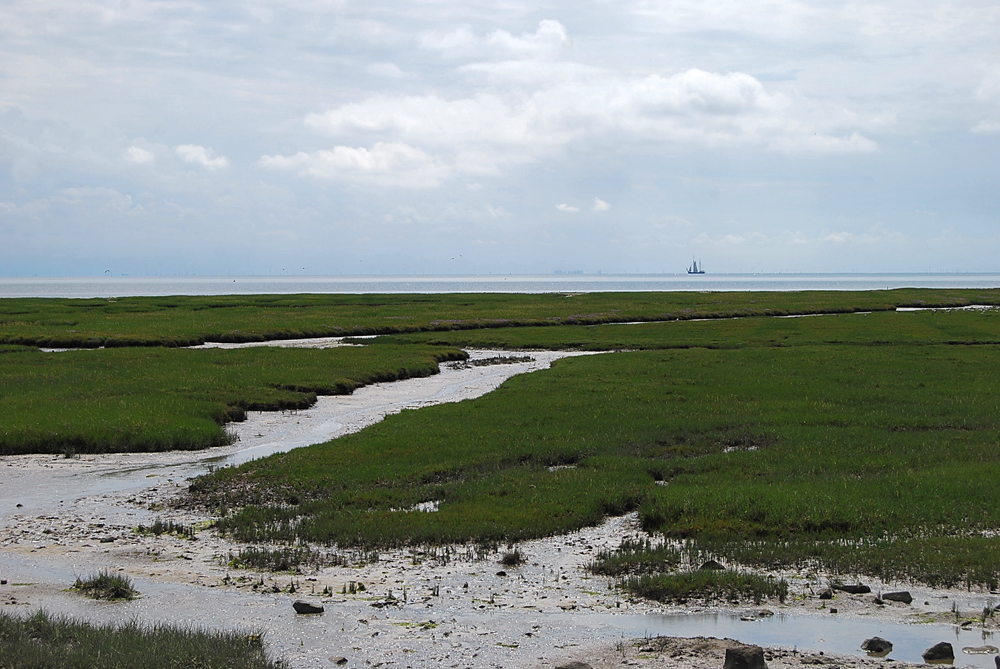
<box><xmin>367</xmin><ymin>62</ymin><xmax>407</xmax><ymax>79</ymax></box>
<box><xmin>556</xmin><ymin>203</ymin><xmax>579</xmax><ymax>212</ymax></box>
<box><xmin>971</xmin><ymin>121</ymin><xmax>1000</xmax><ymax>134</ymax></box>
<box><xmin>299</xmin><ymin>67</ymin><xmax>879</xmax><ymax>185</ymax></box>
<box><xmin>175</xmin><ymin>144</ymin><xmax>229</xmax><ymax>170</ymax></box>
<box><xmin>259</xmin><ymin>141</ymin><xmax>450</xmax><ymax>188</ymax></box>
<box><xmin>55</xmin><ymin>187</ymin><xmax>145</xmax><ymax>215</ymax></box>
<box><xmin>420</xmin><ymin>20</ymin><xmax>570</xmax><ymax>60</ymax></box>
<box><xmin>593</xmin><ymin>198</ymin><xmax>610</xmax><ymax>211</ymax></box>
<box><xmin>124</xmin><ymin>146</ymin><xmax>154</xmax><ymax>164</ymax></box>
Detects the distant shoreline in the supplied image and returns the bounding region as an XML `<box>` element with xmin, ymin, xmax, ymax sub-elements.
<box><xmin>2</xmin><ymin>273</ymin><xmax>1000</xmax><ymax>298</ymax></box>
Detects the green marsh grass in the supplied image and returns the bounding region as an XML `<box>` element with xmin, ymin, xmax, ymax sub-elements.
<box><xmin>72</xmin><ymin>570</ymin><xmax>138</xmax><ymax>601</ymax></box>
<box><xmin>3</xmin><ymin>289</ymin><xmax>998</xmax><ymax>348</ymax></box>
<box><xmin>620</xmin><ymin>570</ymin><xmax>789</xmax><ymax>604</ymax></box>
<box><xmin>136</xmin><ymin>519</ymin><xmax>196</xmax><ymax>539</ymax></box>
<box><xmin>228</xmin><ymin>546</ymin><xmax>322</xmax><ymax>573</ymax></box>
<box><xmin>0</xmin><ymin>343</ymin><xmax>464</xmax><ymax>454</ymax></box>
<box><xmin>589</xmin><ymin>538</ymin><xmax>682</xmax><ymax>576</ymax></box>
<box><xmin>0</xmin><ymin>610</ymin><xmax>280</xmax><ymax>669</ymax></box>
<box><xmin>191</xmin><ymin>308</ymin><xmax>1000</xmax><ymax>588</ymax></box>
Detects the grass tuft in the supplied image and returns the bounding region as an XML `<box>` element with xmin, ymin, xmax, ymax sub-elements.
<box><xmin>136</xmin><ymin>519</ymin><xmax>196</xmax><ymax>540</ymax></box>
<box><xmin>500</xmin><ymin>548</ymin><xmax>524</xmax><ymax>567</ymax></box>
<box><xmin>72</xmin><ymin>570</ymin><xmax>138</xmax><ymax>601</ymax></box>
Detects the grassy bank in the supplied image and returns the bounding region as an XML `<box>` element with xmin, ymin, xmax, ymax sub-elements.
<box><xmin>0</xmin><ymin>610</ymin><xmax>281</xmax><ymax>669</ymax></box>
<box><xmin>377</xmin><ymin>305</ymin><xmax>1000</xmax><ymax>350</ymax></box>
<box><xmin>189</xmin><ymin>309</ymin><xmax>1000</xmax><ymax>587</ymax></box>
<box><xmin>2</xmin><ymin>289</ymin><xmax>998</xmax><ymax>348</ymax></box>
<box><xmin>0</xmin><ymin>343</ymin><xmax>463</xmax><ymax>454</ymax></box>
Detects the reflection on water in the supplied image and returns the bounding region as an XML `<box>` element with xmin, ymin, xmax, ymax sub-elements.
<box><xmin>611</xmin><ymin>611</ymin><xmax>998</xmax><ymax>668</ymax></box>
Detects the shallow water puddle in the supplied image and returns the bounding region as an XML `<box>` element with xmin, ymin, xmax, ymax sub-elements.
<box><xmin>610</xmin><ymin>611</ymin><xmax>999</xmax><ymax>668</ymax></box>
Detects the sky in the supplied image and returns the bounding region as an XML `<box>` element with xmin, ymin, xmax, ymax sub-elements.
<box><xmin>1</xmin><ymin>0</ymin><xmax>999</xmax><ymax>277</ymax></box>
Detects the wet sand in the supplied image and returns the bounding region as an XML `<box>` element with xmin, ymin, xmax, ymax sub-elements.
<box><xmin>2</xmin><ymin>347</ymin><xmax>998</xmax><ymax>668</ymax></box>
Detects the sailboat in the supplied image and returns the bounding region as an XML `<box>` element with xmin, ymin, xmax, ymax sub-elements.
<box><xmin>687</xmin><ymin>258</ymin><xmax>705</xmax><ymax>274</ymax></box>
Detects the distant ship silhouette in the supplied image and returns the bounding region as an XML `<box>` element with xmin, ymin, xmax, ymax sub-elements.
<box><xmin>687</xmin><ymin>258</ymin><xmax>705</xmax><ymax>274</ymax></box>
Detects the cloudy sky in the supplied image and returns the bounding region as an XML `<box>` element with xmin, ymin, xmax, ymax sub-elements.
<box><xmin>2</xmin><ymin>0</ymin><xmax>998</xmax><ymax>276</ymax></box>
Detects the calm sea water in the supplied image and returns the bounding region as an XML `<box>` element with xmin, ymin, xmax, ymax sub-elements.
<box><xmin>1</xmin><ymin>274</ymin><xmax>998</xmax><ymax>298</ymax></box>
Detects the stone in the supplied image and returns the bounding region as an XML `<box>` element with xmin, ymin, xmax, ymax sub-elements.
<box><xmin>495</xmin><ymin>570</ymin><xmax>507</xmax><ymax>577</ymax></box>
<box><xmin>700</xmin><ymin>559</ymin><xmax>726</xmax><ymax>571</ymax></box>
<box><xmin>293</xmin><ymin>600</ymin><xmax>324</xmax><ymax>614</ymax></box>
<box><xmin>962</xmin><ymin>645</ymin><xmax>999</xmax><ymax>655</ymax></box>
<box><xmin>922</xmin><ymin>642</ymin><xmax>955</xmax><ymax>663</ymax></box>
<box><xmin>882</xmin><ymin>591</ymin><xmax>912</xmax><ymax>604</ymax></box>
<box><xmin>831</xmin><ymin>583</ymin><xmax>870</xmax><ymax>594</ymax></box>
<box><xmin>555</xmin><ymin>663</ymin><xmax>593</xmax><ymax>669</ymax></box>
<box><xmin>861</xmin><ymin>637</ymin><xmax>893</xmax><ymax>656</ymax></box>
<box><xmin>818</xmin><ymin>587</ymin><xmax>834</xmax><ymax>600</ymax></box>
<box><xmin>329</xmin><ymin>658</ymin><xmax>348</xmax><ymax>665</ymax></box>
<box><xmin>723</xmin><ymin>644</ymin><xmax>768</xmax><ymax>669</ymax></box>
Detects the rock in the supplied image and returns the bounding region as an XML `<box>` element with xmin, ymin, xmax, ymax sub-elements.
<box><xmin>700</xmin><ymin>559</ymin><xmax>726</xmax><ymax>571</ymax></box>
<box><xmin>555</xmin><ymin>663</ymin><xmax>593</xmax><ymax>669</ymax></box>
<box><xmin>922</xmin><ymin>642</ymin><xmax>955</xmax><ymax>663</ymax></box>
<box><xmin>0</xmin><ymin>580</ymin><xmax>6</xmax><ymax>585</ymax></box>
<box><xmin>962</xmin><ymin>645</ymin><xmax>998</xmax><ymax>655</ymax></box>
<box><xmin>723</xmin><ymin>644</ymin><xmax>768</xmax><ymax>669</ymax></box>
<box><xmin>495</xmin><ymin>570</ymin><xmax>507</xmax><ymax>577</ymax></box>
<box><xmin>293</xmin><ymin>600</ymin><xmax>324</xmax><ymax>614</ymax></box>
<box><xmin>831</xmin><ymin>583</ymin><xmax>870</xmax><ymax>594</ymax></box>
<box><xmin>329</xmin><ymin>658</ymin><xmax>348</xmax><ymax>665</ymax></box>
<box><xmin>882</xmin><ymin>591</ymin><xmax>912</xmax><ymax>604</ymax></box>
<box><xmin>861</xmin><ymin>637</ymin><xmax>893</xmax><ymax>656</ymax></box>
<box><xmin>818</xmin><ymin>587</ymin><xmax>834</xmax><ymax>600</ymax></box>
<box><xmin>995</xmin><ymin>656</ymin><xmax>1000</xmax><ymax>669</ymax></box>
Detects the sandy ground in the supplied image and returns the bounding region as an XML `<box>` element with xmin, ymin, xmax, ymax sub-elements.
<box><xmin>2</xmin><ymin>347</ymin><xmax>998</xmax><ymax>668</ymax></box>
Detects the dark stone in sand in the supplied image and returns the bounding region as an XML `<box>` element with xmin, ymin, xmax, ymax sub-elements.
<box><xmin>922</xmin><ymin>642</ymin><xmax>955</xmax><ymax>663</ymax></box>
<box><xmin>555</xmin><ymin>663</ymin><xmax>592</xmax><ymax>669</ymax></box>
<box><xmin>496</xmin><ymin>570</ymin><xmax>507</xmax><ymax>577</ymax></box>
<box><xmin>329</xmin><ymin>658</ymin><xmax>348</xmax><ymax>665</ymax></box>
<box><xmin>832</xmin><ymin>583</ymin><xmax>870</xmax><ymax>594</ymax></box>
<box><xmin>861</xmin><ymin>637</ymin><xmax>893</xmax><ymax>655</ymax></box>
<box><xmin>882</xmin><ymin>591</ymin><xmax>913</xmax><ymax>604</ymax></box>
<box><xmin>293</xmin><ymin>600</ymin><xmax>324</xmax><ymax>614</ymax></box>
<box><xmin>724</xmin><ymin>645</ymin><xmax>768</xmax><ymax>669</ymax></box>
<box><xmin>818</xmin><ymin>587</ymin><xmax>834</xmax><ymax>600</ymax></box>
<box><xmin>700</xmin><ymin>559</ymin><xmax>726</xmax><ymax>571</ymax></box>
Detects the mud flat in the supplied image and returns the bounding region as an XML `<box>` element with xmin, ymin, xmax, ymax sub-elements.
<box><xmin>2</xmin><ymin>348</ymin><xmax>999</xmax><ymax>668</ymax></box>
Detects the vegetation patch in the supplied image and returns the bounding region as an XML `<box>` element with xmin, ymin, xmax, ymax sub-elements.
<box><xmin>72</xmin><ymin>571</ymin><xmax>138</xmax><ymax>601</ymax></box>
<box><xmin>189</xmin><ymin>308</ymin><xmax>1000</xmax><ymax>588</ymax></box>
<box><xmin>2</xmin><ymin>289</ymin><xmax>997</xmax><ymax>348</ymax></box>
<box><xmin>0</xmin><ymin>343</ymin><xmax>464</xmax><ymax>454</ymax></box>
<box><xmin>0</xmin><ymin>610</ymin><xmax>280</xmax><ymax>669</ymax></box>
<box><xmin>589</xmin><ymin>538</ymin><xmax>682</xmax><ymax>577</ymax></box>
<box><xmin>228</xmin><ymin>546</ymin><xmax>325</xmax><ymax>573</ymax></box>
<box><xmin>136</xmin><ymin>519</ymin><xmax>196</xmax><ymax>540</ymax></box>
<box><xmin>619</xmin><ymin>570</ymin><xmax>789</xmax><ymax>604</ymax></box>
<box><xmin>500</xmin><ymin>548</ymin><xmax>524</xmax><ymax>567</ymax></box>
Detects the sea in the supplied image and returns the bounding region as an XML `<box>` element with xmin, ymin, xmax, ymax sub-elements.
<box><xmin>0</xmin><ymin>273</ymin><xmax>998</xmax><ymax>298</ymax></box>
